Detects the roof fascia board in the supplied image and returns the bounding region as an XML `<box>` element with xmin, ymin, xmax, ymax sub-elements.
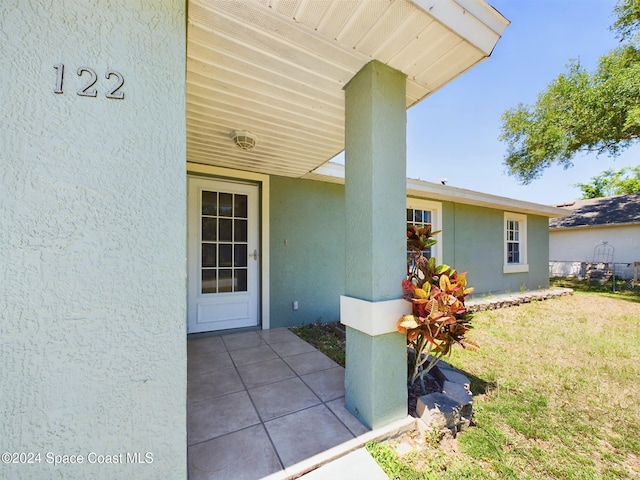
<box><xmin>410</xmin><ymin>0</ymin><xmax>509</xmax><ymax>55</ymax></box>
<box><xmin>550</xmin><ymin>222</ymin><xmax>640</xmax><ymax>231</ymax></box>
<box><xmin>453</xmin><ymin>0</ymin><xmax>510</xmax><ymax>34</ymax></box>
<box><xmin>406</xmin><ymin>179</ymin><xmax>569</xmax><ymax>218</ymax></box>
<box><xmin>303</xmin><ymin>163</ymin><xmax>569</xmax><ymax>218</ymax></box>
<box><xmin>310</xmin><ymin>161</ymin><xmax>347</xmax><ymax>178</ymax></box>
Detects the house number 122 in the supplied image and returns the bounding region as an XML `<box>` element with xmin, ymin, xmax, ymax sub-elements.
<box><xmin>53</xmin><ymin>64</ymin><xmax>125</xmax><ymax>99</ymax></box>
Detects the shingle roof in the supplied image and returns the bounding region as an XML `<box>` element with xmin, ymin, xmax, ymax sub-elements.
<box><xmin>549</xmin><ymin>193</ymin><xmax>640</xmax><ymax>229</ymax></box>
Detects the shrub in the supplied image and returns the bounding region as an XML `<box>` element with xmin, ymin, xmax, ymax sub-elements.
<box><xmin>398</xmin><ymin>226</ymin><xmax>477</xmax><ymax>391</ymax></box>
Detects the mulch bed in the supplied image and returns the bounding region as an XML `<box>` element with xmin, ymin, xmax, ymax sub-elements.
<box><xmin>408</xmin><ymin>375</ymin><xmax>442</xmax><ymax>417</ymax></box>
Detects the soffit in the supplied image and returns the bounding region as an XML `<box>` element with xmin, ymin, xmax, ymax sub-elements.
<box><xmin>186</xmin><ymin>0</ymin><xmax>507</xmax><ymax>177</ymax></box>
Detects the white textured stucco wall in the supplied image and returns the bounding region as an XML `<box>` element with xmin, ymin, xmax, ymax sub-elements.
<box><xmin>550</xmin><ymin>225</ymin><xmax>640</xmax><ymax>264</ymax></box>
<box><xmin>1</xmin><ymin>1</ymin><xmax>186</xmax><ymax>478</ymax></box>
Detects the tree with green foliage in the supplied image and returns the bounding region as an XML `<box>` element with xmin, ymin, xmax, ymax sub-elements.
<box><xmin>576</xmin><ymin>165</ymin><xmax>640</xmax><ymax>198</ymax></box>
<box><xmin>500</xmin><ymin>0</ymin><xmax>640</xmax><ymax>184</ymax></box>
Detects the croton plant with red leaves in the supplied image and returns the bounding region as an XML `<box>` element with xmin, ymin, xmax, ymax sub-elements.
<box><xmin>399</xmin><ymin>226</ymin><xmax>478</xmax><ymax>389</ymax></box>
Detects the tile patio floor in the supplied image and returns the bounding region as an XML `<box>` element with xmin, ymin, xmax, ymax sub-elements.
<box><xmin>187</xmin><ymin>328</ymin><xmax>372</xmax><ymax>480</ymax></box>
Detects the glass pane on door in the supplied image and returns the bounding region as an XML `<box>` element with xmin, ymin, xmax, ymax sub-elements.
<box><xmin>201</xmin><ymin>190</ymin><xmax>249</xmax><ymax>294</ymax></box>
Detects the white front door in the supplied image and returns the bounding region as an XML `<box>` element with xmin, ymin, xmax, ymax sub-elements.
<box><xmin>187</xmin><ymin>177</ymin><xmax>260</xmax><ymax>333</ymax></box>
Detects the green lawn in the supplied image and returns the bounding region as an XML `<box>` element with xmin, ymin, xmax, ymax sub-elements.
<box><xmin>367</xmin><ymin>291</ymin><xmax>640</xmax><ymax>479</ymax></box>
<box><xmin>289</xmin><ymin>322</ymin><xmax>345</xmax><ymax>367</ymax></box>
<box><xmin>550</xmin><ymin>276</ymin><xmax>640</xmax><ymax>302</ymax></box>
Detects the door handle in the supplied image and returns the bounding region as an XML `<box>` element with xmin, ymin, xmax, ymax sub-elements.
<box><xmin>252</xmin><ymin>249</ymin><xmax>259</xmax><ymax>260</ymax></box>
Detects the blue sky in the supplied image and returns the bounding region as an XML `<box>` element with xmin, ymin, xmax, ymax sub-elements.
<box><xmin>405</xmin><ymin>0</ymin><xmax>640</xmax><ymax>205</ymax></box>
<box><xmin>334</xmin><ymin>0</ymin><xmax>639</xmax><ymax>205</ymax></box>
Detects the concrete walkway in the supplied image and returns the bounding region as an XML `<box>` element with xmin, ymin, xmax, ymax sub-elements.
<box><xmin>298</xmin><ymin>448</ymin><xmax>388</xmax><ymax>480</ymax></box>
<box><xmin>187</xmin><ymin>328</ymin><xmax>412</xmax><ymax>479</ymax></box>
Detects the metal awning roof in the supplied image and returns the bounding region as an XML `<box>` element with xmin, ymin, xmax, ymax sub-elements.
<box><xmin>186</xmin><ymin>0</ymin><xmax>508</xmax><ymax>177</ymax></box>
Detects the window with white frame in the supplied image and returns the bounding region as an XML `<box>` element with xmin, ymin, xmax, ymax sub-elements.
<box><xmin>406</xmin><ymin>199</ymin><xmax>442</xmax><ymax>262</ymax></box>
<box><xmin>503</xmin><ymin>212</ymin><xmax>529</xmax><ymax>273</ymax></box>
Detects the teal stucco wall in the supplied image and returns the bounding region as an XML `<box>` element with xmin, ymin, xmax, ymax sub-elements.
<box><xmin>0</xmin><ymin>1</ymin><xmax>186</xmax><ymax>477</ymax></box>
<box><xmin>268</xmin><ymin>182</ymin><xmax>551</xmax><ymax>327</ymax></box>
<box><xmin>527</xmin><ymin>214</ymin><xmax>551</xmax><ymax>290</ymax></box>
<box><xmin>269</xmin><ymin>176</ymin><xmax>345</xmax><ymax>327</ymax></box>
<box><xmin>446</xmin><ymin>203</ymin><xmax>550</xmax><ymax>296</ymax></box>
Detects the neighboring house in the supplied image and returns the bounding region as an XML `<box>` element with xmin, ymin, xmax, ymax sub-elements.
<box><xmin>2</xmin><ymin>1</ymin><xmax>512</xmax><ymax>477</ymax></box>
<box><xmin>549</xmin><ymin>193</ymin><xmax>640</xmax><ymax>279</ymax></box>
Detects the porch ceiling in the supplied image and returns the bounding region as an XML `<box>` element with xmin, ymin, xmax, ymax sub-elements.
<box><xmin>186</xmin><ymin>0</ymin><xmax>508</xmax><ymax>178</ymax></box>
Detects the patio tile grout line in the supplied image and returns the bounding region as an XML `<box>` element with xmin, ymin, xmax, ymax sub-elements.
<box><xmin>257</xmin><ymin>338</ymin><xmax>326</xmax><ymax>424</ymax></box>
<box><xmin>249</xmin><ymin>334</ymin><xmax>363</xmax><ymax>463</ymax></box>
<box><xmin>229</xmin><ymin>339</ymin><xmax>287</xmax><ymax>471</ymax></box>
<box><xmin>270</xmin><ymin>336</ymin><xmax>365</xmax><ymax>441</ymax></box>
<box><xmin>187</xmin><ymin>331</ymin><xmax>370</xmax><ymax>477</ymax></box>
<box><xmin>262</xmin><ymin>333</ymin><xmax>367</xmax><ymax>439</ymax></box>
<box><xmin>241</xmin><ymin>337</ymin><xmax>313</xmax><ymax>468</ymax></box>
<box><xmin>187</xmin><ymin>422</ymin><xmax>265</xmax><ymax>449</ymax></box>
<box><xmin>261</xmin><ymin>339</ymin><xmax>363</xmax><ymax>472</ymax></box>
<box><xmin>188</xmin><ymin>335</ymin><xmax>288</xmax><ymax>472</ymax></box>
<box><xmin>297</xmin><ymin>376</ymin><xmax>360</xmax><ymax>438</ymax></box>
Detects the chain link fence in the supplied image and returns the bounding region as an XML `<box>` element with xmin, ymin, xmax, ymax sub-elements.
<box><xmin>550</xmin><ymin>261</ymin><xmax>639</xmax><ymax>291</ymax></box>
